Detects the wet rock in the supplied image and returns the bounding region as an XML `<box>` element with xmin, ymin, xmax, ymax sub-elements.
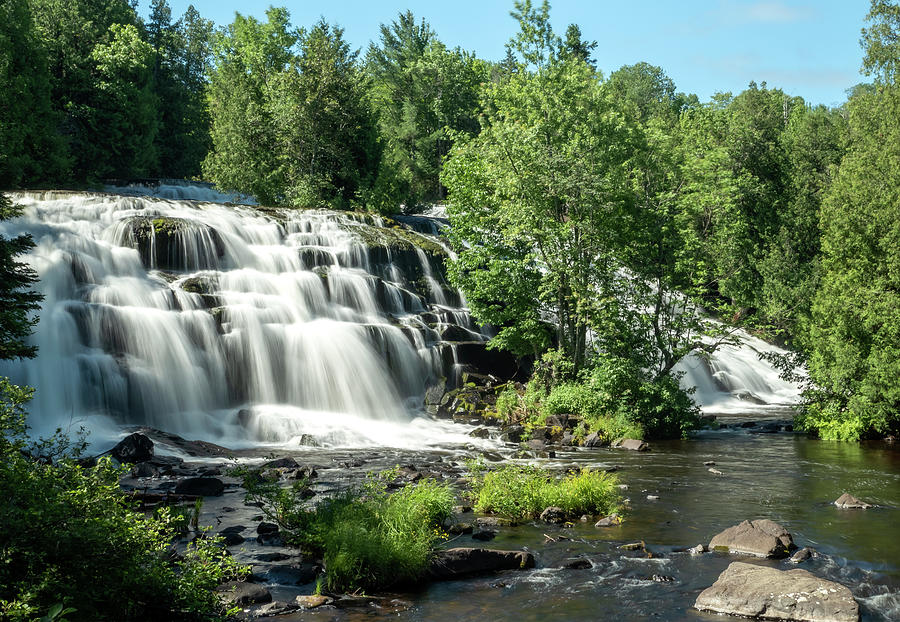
<box><xmin>425</xmin><ymin>381</ymin><xmax>446</xmax><ymax>406</ymax></box>
<box><xmin>833</xmin><ymin>493</ymin><xmax>874</xmax><ymax>509</ymax></box>
<box><xmin>257</xmin><ymin>522</ymin><xmax>282</xmax><ymax>546</ymax></box>
<box><xmin>263</xmin><ymin>457</ymin><xmax>300</xmax><ymax>469</ymax></box>
<box><xmin>257</xmin><ymin>563</ymin><xmax>319</xmax><ymax>586</ymax></box>
<box><xmin>174</xmin><ymin>477</ymin><xmax>225</xmax><ymax>497</ymax></box>
<box><xmin>110</xmin><ymin>433</ymin><xmax>154</xmax><ymax>463</ymax></box>
<box><xmin>255</xmin><ymin>551</ymin><xmax>294</xmax><ymax>562</ymax></box>
<box><xmin>687</xmin><ymin>544</ymin><xmax>707</xmax><ymax>555</ymax></box>
<box><xmin>560</xmin><ymin>432</ymin><xmax>574</xmax><ymax>446</ymax></box>
<box><xmin>559</xmin><ymin>558</ymin><xmax>592</xmax><ymax>570</ymax></box>
<box><xmin>703</xmin><ymin>461</ymin><xmax>716</xmax><ymax>466</ymax></box>
<box><xmin>500</xmin><ymin>424</ymin><xmax>525</xmax><ymax>443</ymax></box>
<box><xmin>255</xmin><ymin>601</ymin><xmax>300</xmax><ymax>617</ymax></box>
<box><xmin>646</xmin><ymin>495</ymin><xmax>660</xmax><ymax>501</ymax></box>
<box><xmin>651</xmin><ymin>574</ymin><xmax>675</xmax><ymax>582</ymax></box>
<box><xmin>619</xmin><ymin>542</ymin><xmax>645</xmax><ymax>551</ymax></box>
<box><xmin>217</xmin><ymin>581</ymin><xmax>272</xmax><ymax>605</ymax></box>
<box><xmin>472</xmin><ymin>529</ymin><xmax>496</xmax><ymax>541</ymax></box>
<box><xmin>583</xmin><ymin>432</ymin><xmax>604</xmax><ymax>448</ymax></box>
<box><xmin>595</xmin><ymin>513</ymin><xmax>622</xmax><ymax>527</ymax></box>
<box><xmin>524</xmin><ymin>439</ymin><xmax>546</xmax><ymax>452</ymax></box>
<box><xmin>694</xmin><ymin>562</ymin><xmax>859</xmax><ymax>622</ymax></box>
<box><xmin>218</xmin><ymin>526</ymin><xmax>245</xmax><ymax>546</ymax></box>
<box><xmin>539</xmin><ymin>506</ymin><xmax>566</xmax><ymax>524</ymax></box>
<box><xmin>790</xmin><ymin>547</ymin><xmax>816</xmax><ymax>564</ymax></box>
<box><xmin>448</xmin><ymin>522</ymin><xmax>473</xmax><ymax>535</ymax></box>
<box><xmin>296</xmin><ymin>595</ymin><xmax>332</xmax><ymax>609</ymax></box>
<box><xmin>708</xmin><ymin>468</ymin><xmax>725</xmax><ymax>475</ymax></box>
<box><xmin>475</xmin><ymin>517</ymin><xmax>512</xmax><ymax>529</ymax></box>
<box><xmin>615</xmin><ymin>438</ymin><xmax>649</xmax><ymax>451</ymax></box>
<box><xmin>428</xmin><ymin>548</ymin><xmax>535</xmax><ymax>580</ymax></box>
<box><xmin>709</xmin><ymin>519</ymin><xmax>794</xmax><ymax>558</ymax></box>
<box><xmin>469</xmin><ymin>427</ymin><xmax>490</xmax><ymax>439</ymax></box>
<box><xmin>131</xmin><ymin>462</ymin><xmax>158</xmax><ymax>478</ymax></box>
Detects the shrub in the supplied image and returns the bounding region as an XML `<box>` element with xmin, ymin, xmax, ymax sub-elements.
<box><xmin>493</xmin><ymin>385</ymin><xmax>521</xmax><ymax>422</ymax></box>
<box><xmin>0</xmin><ymin>378</ymin><xmax>246</xmax><ymax>622</ymax></box>
<box><xmin>240</xmin><ymin>468</ymin><xmax>454</xmax><ymax>592</ymax></box>
<box><xmin>468</xmin><ymin>463</ymin><xmax>621</xmax><ymax>520</ymax></box>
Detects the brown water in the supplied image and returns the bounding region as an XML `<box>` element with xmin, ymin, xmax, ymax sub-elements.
<box><xmin>284</xmin><ymin>420</ymin><xmax>899</xmax><ymax>621</ymax></box>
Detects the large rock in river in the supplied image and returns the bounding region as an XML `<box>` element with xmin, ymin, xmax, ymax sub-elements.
<box><xmin>694</xmin><ymin>561</ymin><xmax>859</xmax><ymax>622</ymax></box>
<box><xmin>428</xmin><ymin>547</ymin><xmax>535</xmax><ymax>580</ymax></box>
<box><xmin>709</xmin><ymin>519</ymin><xmax>794</xmax><ymax>558</ymax></box>
<box><xmin>110</xmin><ymin>432</ymin><xmax>154</xmax><ymax>463</ymax></box>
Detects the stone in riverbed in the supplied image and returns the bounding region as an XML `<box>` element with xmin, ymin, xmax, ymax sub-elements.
<box><xmin>833</xmin><ymin>493</ymin><xmax>873</xmax><ymax>509</ymax></box>
<box><xmin>110</xmin><ymin>432</ymin><xmax>154</xmax><ymax>463</ymax></box>
<box><xmin>595</xmin><ymin>513</ymin><xmax>622</xmax><ymax>527</ymax></box>
<box><xmin>615</xmin><ymin>438</ymin><xmax>649</xmax><ymax>451</ymax></box>
<box><xmin>296</xmin><ymin>595</ymin><xmax>332</xmax><ymax>609</ymax></box>
<box><xmin>694</xmin><ymin>561</ymin><xmax>859</xmax><ymax>622</ymax></box>
<box><xmin>790</xmin><ymin>547</ymin><xmax>816</xmax><ymax>564</ymax></box>
<box><xmin>539</xmin><ymin>506</ymin><xmax>566</xmax><ymax>524</ymax></box>
<box><xmin>174</xmin><ymin>476</ymin><xmax>225</xmax><ymax>497</ymax></box>
<box><xmin>216</xmin><ymin>581</ymin><xmax>272</xmax><ymax>605</ymax></box>
<box><xmin>709</xmin><ymin>519</ymin><xmax>794</xmax><ymax>558</ymax></box>
<box><xmin>428</xmin><ymin>547</ymin><xmax>535</xmax><ymax>580</ymax></box>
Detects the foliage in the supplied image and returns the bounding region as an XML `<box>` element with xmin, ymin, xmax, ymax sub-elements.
<box><xmin>467</xmin><ymin>462</ymin><xmax>620</xmax><ymax>520</ymax></box>
<box><xmin>238</xmin><ymin>466</ymin><xmax>454</xmax><ymax>592</ymax></box>
<box><xmin>0</xmin><ymin>194</ymin><xmax>42</xmax><ymax>360</ymax></box>
<box><xmin>0</xmin><ymin>379</ymin><xmax>246</xmax><ymax>621</ymax></box>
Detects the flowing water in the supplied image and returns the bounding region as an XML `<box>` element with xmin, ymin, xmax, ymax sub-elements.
<box><xmin>1</xmin><ymin>186</ymin><xmax>897</xmax><ymax>619</ymax></box>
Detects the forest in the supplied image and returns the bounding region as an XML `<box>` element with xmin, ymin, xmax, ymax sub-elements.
<box><xmin>4</xmin><ymin>0</ymin><xmax>898</xmax><ymax>441</ymax></box>
<box><xmin>2</xmin><ymin>0</ymin><xmax>900</xmax><ymax>620</ymax></box>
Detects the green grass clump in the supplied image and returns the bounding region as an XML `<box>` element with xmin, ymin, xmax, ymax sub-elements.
<box><xmin>241</xmin><ymin>468</ymin><xmax>454</xmax><ymax>593</ymax></box>
<box><xmin>468</xmin><ymin>462</ymin><xmax>621</xmax><ymax>520</ymax></box>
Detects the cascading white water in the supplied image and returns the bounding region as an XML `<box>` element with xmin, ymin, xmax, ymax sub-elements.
<box><xmin>0</xmin><ymin>188</ymin><xmax>485</xmax><ymax>447</ymax></box>
<box><xmin>676</xmin><ymin>330</ymin><xmax>802</xmax><ymax>413</ymax></box>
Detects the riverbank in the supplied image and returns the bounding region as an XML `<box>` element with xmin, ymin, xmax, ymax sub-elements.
<box><xmin>117</xmin><ymin>420</ymin><xmax>899</xmax><ymax>621</ymax></box>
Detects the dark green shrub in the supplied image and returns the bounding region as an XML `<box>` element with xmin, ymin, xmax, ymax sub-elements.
<box><xmin>240</xmin><ymin>467</ymin><xmax>454</xmax><ymax>592</ymax></box>
<box><xmin>0</xmin><ymin>379</ymin><xmax>246</xmax><ymax>621</ymax></box>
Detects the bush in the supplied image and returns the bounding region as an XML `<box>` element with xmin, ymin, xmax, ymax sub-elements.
<box><xmin>536</xmin><ymin>355</ymin><xmax>701</xmax><ymax>441</ymax></box>
<box><xmin>241</xmin><ymin>468</ymin><xmax>454</xmax><ymax>592</ymax></box>
<box><xmin>467</xmin><ymin>462</ymin><xmax>621</xmax><ymax>520</ymax></box>
<box><xmin>0</xmin><ymin>378</ymin><xmax>246</xmax><ymax>622</ymax></box>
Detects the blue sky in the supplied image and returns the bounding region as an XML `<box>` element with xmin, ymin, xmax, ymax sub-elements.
<box><xmin>148</xmin><ymin>1</ymin><xmax>870</xmax><ymax>107</ymax></box>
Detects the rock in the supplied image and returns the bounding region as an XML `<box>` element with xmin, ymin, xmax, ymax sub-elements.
<box><xmin>475</xmin><ymin>517</ymin><xmax>512</xmax><ymax>529</ymax></box>
<box><xmin>216</xmin><ymin>581</ymin><xmax>272</xmax><ymax>605</ymax></box>
<box><xmin>481</xmin><ymin>451</ymin><xmax>504</xmax><ymax>462</ymax></box>
<box><xmin>595</xmin><ymin>513</ymin><xmax>622</xmax><ymax>527</ymax></box>
<box><xmin>448</xmin><ymin>522</ymin><xmax>473</xmax><ymax>535</ymax></box>
<box><xmin>539</xmin><ymin>506</ymin><xmax>566</xmax><ymax>524</ymax></box>
<box><xmin>424</xmin><ymin>381</ymin><xmax>446</xmax><ymax>406</ymax></box>
<box><xmin>583</xmin><ymin>432</ymin><xmax>604</xmax><ymax>448</ymax></box>
<box><xmin>651</xmin><ymin>574</ymin><xmax>675</xmax><ymax>582</ymax></box>
<box><xmin>615</xmin><ymin>438</ymin><xmax>649</xmax><ymax>451</ymax></box>
<box><xmin>472</xmin><ymin>529</ymin><xmax>496</xmax><ymax>541</ymax></box>
<box><xmin>704</xmin><ymin>461</ymin><xmax>716</xmax><ymax>466</ymax></box>
<box><xmin>559</xmin><ymin>558</ymin><xmax>592</xmax><ymax>570</ymax></box>
<box><xmin>110</xmin><ymin>433</ymin><xmax>154</xmax><ymax>463</ymax></box>
<box><xmin>174</xmin><ymin>477</ymin><xmax>225</xmax><ymax>497</ymax></box>
<box><xmin>257</xmin><ymin>522</ymin><xmax>282</xmax><ymax>546</ymax></box>
<box><xmin>255</xmin><ymin>601</ymin><xmax>300</xmax><ymax>617</ymax></box>
<box><xmin>687</xmin><ymin>544</ymin><xmax>707</xmax><ymax>555</ymax></box>
<box><xmin>708</xmin><ymin>468</ymin><xmax>725</xmax><ymax>475</ymax></box>
<box><xmin>524</xmin><ymin>439</ymin><xmax>545</xmax><ymax>452</ymax></box>
<box><xmin>469</xmin><ymin>427</ymin><xmax>490</xmax><ymax>439</ymax></box>
<box><xmin>833</xmin><ymin>493</ymin><xmax>873</xmax><ymax>509</ymax></box>
<box><xmin>428</xmin><ymin>548</ymin><xmax>535</xmax><ymax>580</ymax></box>
<box><xmin>258</xmin><ymin>563</ymin><xmax>319</xmax><ymax>585</ymax></box>
<box><xmin>560</xmin><ymin>432</ymin><xmax>574</xmax><ymax>446</ymax></box>
<box><xmin>790</xmin><ymin>547</ymin><xmax>816</xmax><ymax>564</ymax></box>
<box><xmin>709</xmin><ymin>519</ymin><xmax>794</xmax><ymax>558</ymax></box>
<box><xmin>694</xmin><ymin>562</ymin><xmax>859</xmax><ymax>622</ymax></box>
<box><xmin>262</xmin><ymin>457</ymin><xmax>300</xmax><ymax>469</ymax></box>
<box><xmin>131</xmin><ymin>462</ymin><xmax>158</xmax><ymax>478</ymax></box>
<box><xmin>296</xmin><ymin>595</ymin><xmax>332</xmax><ymax>609</ymax></box>
<box><xmin>219</xmin><ymin>530</ymin><xmax>245</xmax><ymax>546</ymax></box>
<box><xmin>500</xmin><ymin>424</ymin><xmax>525</xmax><ymax>443</ymax></box>
<box><xmin>619</xmin><ymin>542</ymin><xmax>645</xmax><ymax>551</ymax></box>
<box><xmin>646</xmin><ymin>495</ymin><xmax>660</xmax><ymax>501</ymax></box>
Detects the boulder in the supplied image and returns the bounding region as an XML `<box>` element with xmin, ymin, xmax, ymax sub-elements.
<box><xmin>110</xmin><ymin>433</ymin><xmax>154</xmax><ymax>463</ymax></box>
<box><xmin>583</xmin><ymin>432</ymin><xmax>604</xmax><ymax>448</ymax></box>
<box><xmin>833</xmin><ymin>493</ymin><xmax>873</xmax><ymax>509</ymax></box>
<box><xmin>296</xmin><ymin>595</ymin><xmax>332</xmax><ymax>609</ymax></box>
<box><xmin>539</xmin><ymin>506</ymin><xmax>566</xmax><ymax>524</ymax></box>
<box><xmin>216</xmin><ymin>581</ymin><xmax>272</xmax><ymax>606</ymax></box>
<box><xmin>469</xmin><ymin>427</ymin><xmax>490</xmax><ymax>439</ymax></box>
<box><xmin>790</xmin><ymin>547</ymin><xmax>816</xmax><ymax>564</ymax></box>
<box><xmin>428</xmin><ymin>548</ymin><xmax>535</xmax><ymax>580</ymax></box>
<box><xmin>559</xmin><ymin>558</ymin><xmax>592</xmax><ymax>570</ymax></box>
<box><xmin>262</xmin><ymin>457</ymin><xmax>301</xmax><ymax>470</ymax></box>
<box><xmin>257</xmin><ymin>522</ymin><xmax>282</xmax><ymax>546</ymax></box>
<box><xmin>594</xmin><ymin>513</ymin><xmax>622</xmax><ymax>527</ymax></box>
<box><xmin>694</xmin><ymin>562</ymin><xmax>859</xmax><ymax>622</ymax></box>
<box><xmin>174</xmin><ymin>477</ymin><xmax>225</xmax><ymax>497</ymax></box>
<box><xmin>471</xmin><ymin>529</ymin><xmax>496</xmax><ymax>541</ymax></box>
<box><xmin>615</xmin><ymin>438</ymin><xmax>649</xmax><ymax>451</ymax></box>
<box><xmin>500</xmin><ymin>425</ymin><xmax>525</xmax><ymax>443</ymax></box>
<box><xmin>709</xmin><ymin>519</ymin><xmax>794</xmax><ymax>558</ymax></box>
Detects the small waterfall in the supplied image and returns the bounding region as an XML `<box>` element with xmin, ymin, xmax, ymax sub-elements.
<box><xmin>0</xmin><ymin>189</ymin><xmax>486</xmax><ymax>447</ymax></box>
<box><xmin>676</xmin><ymin>331</ymin><xmax>802</xmax><ymax>413</ymax></box>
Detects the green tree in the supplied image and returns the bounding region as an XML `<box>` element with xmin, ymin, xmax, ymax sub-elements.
<box><xmin>0</xmin><ymin>0</ymin><xmax>69</xmax><ymax>187</ymax></box>
<box><xmin>0</xmin><ymin>194</ymin><xmax>42</xmax><ymax>360</ymax></box>
<box><xmin>268</xmin><ymin>20</ymin><xmax>378</xmax><ymax>207</ymax></box>
<box><xmin>203</xmin><ymin>7</ymin><xmax>296</xmax><ymax>204</ymax></box>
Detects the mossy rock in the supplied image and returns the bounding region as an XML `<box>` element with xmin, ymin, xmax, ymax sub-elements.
<box><xmin>123</xmin><ymin>216</ymin><xmax>225</xmax><ymax>271</ymax></box>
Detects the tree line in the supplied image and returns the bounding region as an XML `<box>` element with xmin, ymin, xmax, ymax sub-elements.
<box><xmin>2</xmin><ymin>0</ymin><xmax>899</xmax><ymax>440</ymax></box>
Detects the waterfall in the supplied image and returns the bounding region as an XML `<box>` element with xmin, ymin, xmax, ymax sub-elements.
<box><xmin>0</xmin><ymin>188</ymin><xmax>486</xmax><ymax>447</ymax></box>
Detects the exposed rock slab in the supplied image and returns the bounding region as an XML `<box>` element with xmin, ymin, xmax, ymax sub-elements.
<box><xmin>428</xmin><ymin>547</ymin><xmax>535</xmax><ymax>580</ymax></box>
<box><xmin>216</xmin><ymin>581</ymin><xmax>272</xmax><ymax>605</ymax></box>
<box><xmin>174</xmin><ymin>476</ymin><xmax>225</xmax><ymax>497</ymax></box>
<box><xmin>615</xmin><ymin>438</ymin><xmax>649</xmax><ymax>451</ymax></box>
<box><xmin>833</xmin><ymin>493</ymin><xmax>873</xmax><ymax>509</ymax></box>
<box><xmin>110</xmin><ymin>433</ymin><xmax>154</xmax><ymax>463</ymax></box>
<box><xmin>694</xmin><ymin>562</ymin><xmax>859</xmax><ymax>622</ymax></box>
<box><xmin>709</xmin><ymin>519</ymin><xmax>794</xmax><ymax>558</ymax></box>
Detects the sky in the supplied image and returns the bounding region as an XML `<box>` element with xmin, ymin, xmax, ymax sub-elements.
<box><xmin>147</xmin><ymin>1</ymin><xmax>871</xmax><ymax>107</ymax></box>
